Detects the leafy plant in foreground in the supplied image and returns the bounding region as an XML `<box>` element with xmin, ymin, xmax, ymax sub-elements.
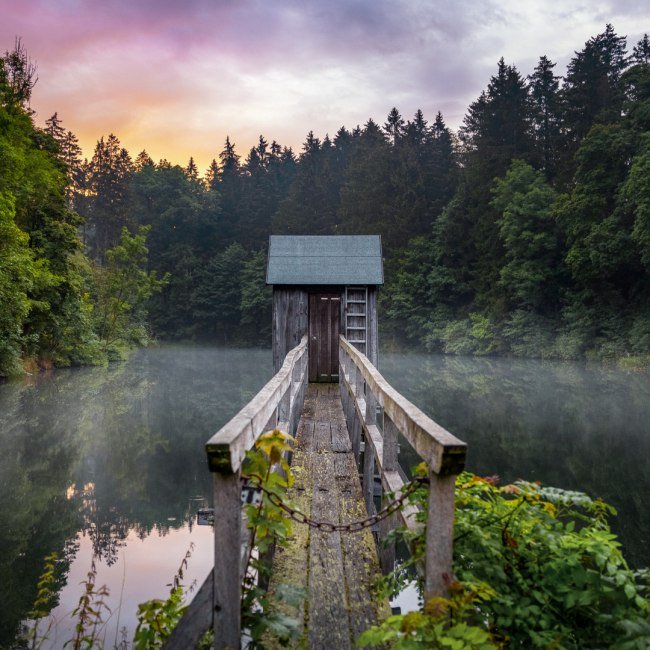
<box><xmin>133</xmin><ymin>544</ymin><xmax>195</xmax><ymax>649</ymax></box>
<box><xmin>23</xmin><ymin>552</ymin><xmax>60</xmax><ymax>649</ymax></box>
<box><xmin>67</xmin><ymin>558</ymin><xmax>111</xmax><ymax>650</ymax></box>
<box><xmin>241</xmin><ymin>429</ymin><xmax>304</xmax><ymax>647</ymax></box>
<box><xmin>361</xmin><ymin>469</ymin><xmax>650</xmax><ymax>648</ymax></box>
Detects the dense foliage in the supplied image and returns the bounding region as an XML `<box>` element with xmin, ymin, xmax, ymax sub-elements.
<box><xmin>0</xmin><ymin>42</ymin><xmax>163</xmax><ymax>377</ymax></box>
<box><xmin>66</xmin><ymin>25</ymin><xmax>649</xmax><ymax>361</ymax></box>
<box><xmin>360</xmin><ymin>471</ymin><xmax>650</xmax><ymax>648</ymax></box>
<box><xmin>3</xmin><ymin>26</ymin><xmax>650</xmax><ymax>375</ymax></box>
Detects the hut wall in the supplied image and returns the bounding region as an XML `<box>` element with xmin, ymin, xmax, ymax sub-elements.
<box><xmin>272</xmin><ymin>287</ymin><xmax>309</xmax><ymax>372</ymax></box>
<box><xmin>367</xmin><ymin>286</ymin><xmax>379</xmax><ymax>367</ymax></box>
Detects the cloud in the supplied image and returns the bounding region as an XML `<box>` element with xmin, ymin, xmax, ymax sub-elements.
<box><xmin>1</xmin><ymin>0</ymin><xmax>649</xmax><ymax>170</ymax></box>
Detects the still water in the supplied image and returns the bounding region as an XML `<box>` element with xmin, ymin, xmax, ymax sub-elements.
<box><xmin>0</xmin><ymin>347</ymin><xmax>648</xmax><ymax>646</ymax></box>
<box><xmin>381</xmin><ymin>352</ymin><xmax>650</xmax><ymax>569</ymax></box>
<box><xmin>0</xmin><ymin>346</ymin><xmax>272</xmax><ymax>648</ymax></box>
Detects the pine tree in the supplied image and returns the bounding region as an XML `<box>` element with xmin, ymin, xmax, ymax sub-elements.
<box><xmin>217</xmin><ymin>136</ymin><xmax>242</xmax><ymax>244</ymax></box>
<box><xmin>561</xmin><ymin>25</ymin><xmax>628</xmax><ymax>149</ymax></box>
<box><xmin>456</xmin><ymin>59</ymin><xmax>532</xmax><ymax>308</ymax></box>
<box><xmin>632</xmin><ymin>33</ymin><xmax>650</xmax><ymax>65</ymax></box>
<box><xmin>529</xmin><ymin>56</ymin><xmax>561</xmax><ymax>179</ymax></box>
<box><xmin>134</xmin><ymin>150</ymin><xmax>155</xmax><ymax>171</ymax></box>
<box><xmin>44</xmin><ymin>112</ymin><xmax>65</xmax><ymax>142</ymax></box>
<box><xmin>185</xmin><ymin>156</ymin><xmax>199</xmax><ymax>180</ymax></box>
<box><xmin>60</xmin><ymin>130</ymin><xmax>83</xmax><ymax>207</ymax></box>
<box><xmin>84</xmin><ymin>134</ymin><xmax>134</xmax><ymax>257</ymax></box>
<box><xmin>383</xmin><ymin>107</ymin><xmax>405</xmax><ymax>144</ymax></box>
<box><xmin>205</xmin><ymin>158</ymin><xmax>220</xmax><ymax>191</ymax></box>
<box><xmin>273</xmin><ymin>130</ymin><xmax>342</xmax><ymax>235</ymax></box>
<box><xmin>404</xmin><ymin>109</ymin><xmax>428</xmax><ymax>147</ymax></box>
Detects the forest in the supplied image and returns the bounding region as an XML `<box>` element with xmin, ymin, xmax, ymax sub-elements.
<box><xmin>1</xmin><ymin>25</ymin><xmax>649</xmax><ymax>378</ymax></box>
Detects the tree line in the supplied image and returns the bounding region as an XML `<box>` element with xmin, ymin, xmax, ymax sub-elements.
<box><xmin>2</xmin><ymin>25</ymin><xmax>649</xmax><ymax>377</ymax></box>
<box><xmin>0</xmin><ymin>40</ymin><xmax>164</xmax><ymax>377</ymax></box>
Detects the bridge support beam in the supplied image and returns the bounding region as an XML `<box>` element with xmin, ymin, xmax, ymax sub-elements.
<box><xmin>213</xmin><ymin>470</ymin><xmax>242</xmax><ymax>649</ymax></box>
<box><xmin>424</xmin><ymin>471</ymin><xmax>456</xmax><ymax>600</ymax></box>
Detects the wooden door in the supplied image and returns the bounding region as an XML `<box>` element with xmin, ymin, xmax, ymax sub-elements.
<box><xmin>309</xmin><ymin>293</ymin><xmax>340</xmax><ymax>382</ymax></box>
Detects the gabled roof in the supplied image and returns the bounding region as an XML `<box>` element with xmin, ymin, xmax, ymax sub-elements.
<box><xmin>266</xmin><ymin>235</ymin><xmax>384</xmax><ymax>285</ymax></box>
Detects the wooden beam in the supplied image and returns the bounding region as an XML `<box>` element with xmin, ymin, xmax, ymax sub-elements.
<box><xmin>339</xmin><ymin>336</ymin><xmax>466</xmax><ymax>476</ymax></box>
<box><xmin>206</xmin><ymin>336</ymin><xmax>307</xmax><ymax>474</ymax></box>
<box><xmin>213</xmin><ymin>471</ymin><xmax>242</xmax><ymax>649</ymax></box>
<box><xmin>425</xmin><ymin>471</ymin><xmax>456</xmax><ymax>599</ymax></box>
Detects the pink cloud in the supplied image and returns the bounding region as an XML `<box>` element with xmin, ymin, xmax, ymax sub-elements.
<box><xmin>2</xmin><ymin>0</ymin><xmax>649</xmax><ymax>172</ymax></box>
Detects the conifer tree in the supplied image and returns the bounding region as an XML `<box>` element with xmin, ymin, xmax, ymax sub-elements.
<box><xmin>205</xmin><ymin>158</ymin><xmax>220</xmax><ymax>191</ymax></box>
<box><xmin>44</xmin><ymin>112</ymin><xmax>65</xmax><ymax>142</ymax></box>
<box><xmin>383</xmin><ymin>107</ymin><xmax>405</xmax><ymax>144</ymax></box>
<box><xmin>185</xmin><ymin>156</ymin><xmax>199</xmax><ymax>180</ymax></box>
<box><xmin>632</xmin><ymin>33</ymin><xmax>650</xmax><ymax>65</ymax></box>
<box><xmin>561</xmin><ymin>25</ymin><xmax>628</xmax><ymax>154</ymax></box>
<box><xmin>529</xmin><ymin>56</ymin><xmax>561</xmax><ymax>179</ymax></box>
<box><xmin>134</xmin><ymin>150</ymin><xmax>155</xmax><ymax>171</ymax></box>
<box><xmin>84</xmin><ymin>134</ymin><xmax>134</xmax><ymax>257</ymax></box>
<box><xmin>217</xmin><ymin>136</ymin><xmax>242</xmax><ymax>244</ymax></box>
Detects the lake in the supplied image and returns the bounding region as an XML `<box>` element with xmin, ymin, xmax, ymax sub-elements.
<box><xmin>0</xmin><ymin>346</ymin><xmax>648</xmax><ymax>646</ymax></box>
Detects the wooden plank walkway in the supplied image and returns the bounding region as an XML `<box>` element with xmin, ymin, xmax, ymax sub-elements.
<box><xmin>266</xmin><ymin>384</ymin><xmax>390</xmax><ymax>648</ymax></box>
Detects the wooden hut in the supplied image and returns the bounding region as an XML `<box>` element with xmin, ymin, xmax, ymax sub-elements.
<box><xmin>266</xmin><ymin>235</ymin><xmax>384</xmax><ymax>380</ymax></box>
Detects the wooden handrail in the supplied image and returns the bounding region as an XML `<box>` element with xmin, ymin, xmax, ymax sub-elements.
<box><xmin>206</xmin><ymin>334</ymin><xmax>308</xmax><ymax>474</ymax></box>
<box><xmin>339</xmin><ymin>335</ymin><xmax>467</xmax><ymax>600</ymax></box>
<box><xmin>339</xmin><ymin>336</ymin><xmax>466</xmax><ymax>475</ymax></box>
<box><xmin>189</xmin><ymin>335</ymin><xmax>309</xmax><ymax>650</ymax></box>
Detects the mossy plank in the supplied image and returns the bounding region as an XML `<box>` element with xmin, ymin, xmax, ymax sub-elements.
<box><xmin>267</xmin><ymin>384</ymin><xmax>389</xmax><ymax>649</ymax></box>
<box><xmin>308</xmin><ymin>452</ymin><xmax>352</xmax><ymax>649</ymax></box>
<box><xmin>314</xmin><ymin>421</ymin><xmax>332</xmax><ymax>452</ymax></box>
<box><xmin>338</xmin><ymin>453</ymin><xmax>391</xmax><ymax>639</ymax></box>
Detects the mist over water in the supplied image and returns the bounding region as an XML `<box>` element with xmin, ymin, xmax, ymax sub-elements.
<box><xmin>381</xmin><ymin>352</ymin><xmax>650</xmax><ymax>568</ymax></box>
<box><xmin>0</xmin><ymin>346</ymin><xmax>648</xmax><ymax>645</ymax></box>
<box><xmin>0</xmin><ymin>346</ymin><xmax>272</xmax><ymax>647</ymax></box>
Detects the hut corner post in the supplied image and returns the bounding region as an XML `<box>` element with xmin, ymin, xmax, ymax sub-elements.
<box><xmin>338</xmin><ymin>335</ymin><xmax>466</xmax><ymax>601</ymax></box>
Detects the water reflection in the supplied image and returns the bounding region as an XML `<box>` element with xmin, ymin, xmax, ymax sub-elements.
<box><xmin>380</xmin><ymin>353</ymin><xmax>650</xmax><ymax>568</ymax></box>
<box><xmin>0</xmin><ymin>346</ymin><xmax>272</xmax><ymax>647</ymax></box>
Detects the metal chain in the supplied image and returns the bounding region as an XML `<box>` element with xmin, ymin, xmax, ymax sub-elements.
<box><xmin>245</xmin><ymin>474</ymin><xmax>428</xmax><ymax>534</ymax></box>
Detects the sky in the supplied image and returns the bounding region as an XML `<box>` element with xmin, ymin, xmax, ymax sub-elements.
<box><xmin>1</xmin><ymin>0</ymin><xmax>649</xmax><ymax>172</ymax></box>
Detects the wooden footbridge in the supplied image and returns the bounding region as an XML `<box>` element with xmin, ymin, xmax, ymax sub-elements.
<box><xmin>164</xmin><ymin>236</ymin><xmax>467</xmax><ymax>649</ymax></box>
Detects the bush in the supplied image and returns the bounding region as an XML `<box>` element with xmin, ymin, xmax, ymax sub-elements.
<box><xmin>362</xmin><ymin>471</ymin><xmax>650</xmax><ymax>649</ymax></box>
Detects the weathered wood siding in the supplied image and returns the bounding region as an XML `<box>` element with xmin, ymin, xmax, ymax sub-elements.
<box><xmin>273</xmin><ymin>288</ymin><xmax>308</xmax><ymax>372</ymax></box>
<box><xmin>273</xmin><ymin>285</ymin><xmax>378</xmax><ymax>375</ymax></box>
<box><xmin>367</xmin><ymin>286</ymin><xmax>378</xmax><ymax>367</ymax></box>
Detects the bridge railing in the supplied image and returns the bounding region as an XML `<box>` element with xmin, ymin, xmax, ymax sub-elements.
<box><xmin>339</xmin><ymin>335</ymin><xmax>467</xmax><ymax>599</ymax></box>
<box><xmin>163</xmin><ymin>335</ymin><xmax>308</xmax><ymax>650</ymax></box>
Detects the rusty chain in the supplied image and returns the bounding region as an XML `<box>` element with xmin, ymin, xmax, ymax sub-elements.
<box><xmin>244</xmin><ymin>473</ymin><xmax>428</xmax><ymax>534</ymax></box>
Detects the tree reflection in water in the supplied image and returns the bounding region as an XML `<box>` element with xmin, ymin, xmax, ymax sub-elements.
<box><xmin>0</xmin><ymin>346</ymin><xmax>272</xmax><ymax>646</ymax></box>
<box><xmin>381</xmin><ymin>352</ymin><xmax>650</xmax><ymax>568</ymax></box>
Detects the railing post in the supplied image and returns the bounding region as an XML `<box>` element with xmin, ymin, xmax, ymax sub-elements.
<box><xmin>347</xmin><ymin>364</ymin><xmax>360</xmax><ymax>463</ymax></box>
<box><xmin>213</xmin><ymin>469</ymin><xmax>242</xmax><ymax>649</ymax></box>
<box><xmin>278</xmin><ymin>385</ymin><xmax>291</xmax><ymax>429</ymax></box>
<box><xmin>379</xmin><ymin>414</ymin><xmax>399</xmax><ymax>573</ymax></box>
<box><xmin>424</xmin><ymin>470</ymin><xmax>456</xmax><ymax>600</ymax></box>
<box><xmin>363</xmin><ymin>390</ymin><xmax>377</xmax><ymax>515</ymax></box>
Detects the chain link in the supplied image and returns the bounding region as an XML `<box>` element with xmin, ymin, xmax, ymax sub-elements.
<box><xmin>245</xmin><ymin>474</ymin><xmax>428</xmax><ymax>534</ymax></box>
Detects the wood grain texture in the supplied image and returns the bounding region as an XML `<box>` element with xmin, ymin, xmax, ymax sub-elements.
<box><xmin>425</xmin><ymin>471</ymin><xmax>456</xmax><ymax>599</ymax></box>
<box><xmin>213</xmin><ymin>471</ymin><xmax>242</xmax><ymax>649</ymax></box>
<box><xmin>206</xmin><ymin>335</ymin><xmax>307</xmax><ymax>473</ymax></box>
<box><xmin>339</xmin><ymin>336</ymin><xmax>466</xmax><ymax>476</ymax></box>
<box><xmin>266</xmin><ymin>384</ymin><xmax>388</xmax><ymax>648</ymax></box>
<box><xmin>273</xmin><ymin>289</ymin><xmax>308</xmax><ymax>373</ymax></box>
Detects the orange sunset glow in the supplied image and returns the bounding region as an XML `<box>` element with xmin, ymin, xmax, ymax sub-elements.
<box><xmin>2</xmin><ymin>0</ymin><xmax>649</xmax><ymax>171</ymax></box>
